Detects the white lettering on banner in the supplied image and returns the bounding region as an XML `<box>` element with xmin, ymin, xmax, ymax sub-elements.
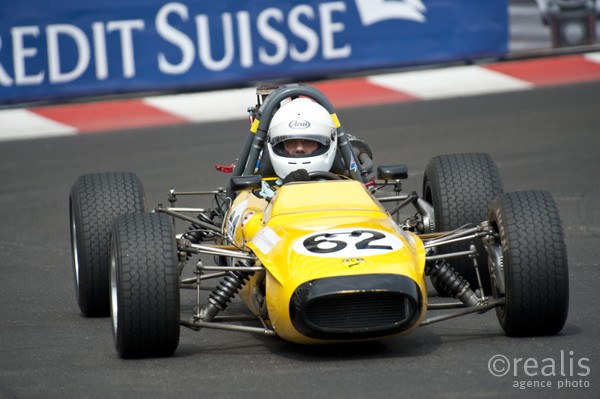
<box><xmin>106</xmin><ymin>20</ymin><xmax>145</xmax><ymax>78</ymax></box>
<box><xmin>2</xmin><ymin>20</ymin><xmax>146</xmax><ymax>86</ymax></box>
<box><xmin>11</xmin><ymin>26</ymin><xmax>44</xmax><ymax>85</ymax></box>
<box><xmin>0</xmin><ymin>1</ymin><xmax>353</xmax><ymax>88</ymax></box>
<box><xmin>47</xmin><ymin>24</ymin><xmax>90</xmax><ymax>84</ymax></box>
<box><xmin>92</xmin><ymin>22</ymin><xmax>108</xmax><ymax>80</ymax></box>
<box><xmin>156</xmin><ymin>2</ymin><xmax>195</xmax><ymax>75</ymax></box>
<box><xmin>236</xmin><ymin>11</ymin><xmax>253</xmax><ymax>68</ymax></box>
<box><xmin>257</xmin><ymin>8</ymin><xmax>287</xmax><ymax>66</ymax></box>
<box><xmin>156</xmin><ymin>1</ymin><xmax>350</xmax><ymax>74</ymax></box>
<box><xmin>0</xmin><ymin>36</ymin><xmax>14</xmax><ymax>85</ymax></box>
<box><xmin>289</xmin><ymin>5</ymin><xmax>319</xmax><ymax>62</ymax></box>
<box><xmin>319</xmin><ymin>2</ymin><xmax>350</xmax><ymax>59</ymax></box>
<box><xmin>354</xmin><ymin>0</ymin><xmax>427</xmax><ymax>26</ymax></box>
<box><xmin>196</xmin><ymin>14</ymin><xmax>235</xmax><ymax>72</ymax></box>
<box><xmin>46</xmin><ymin>20</ymin><xmax>144</xmax><ymax>84</ymax></box>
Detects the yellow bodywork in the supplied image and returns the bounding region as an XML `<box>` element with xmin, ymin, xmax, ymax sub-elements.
<box><xmin>227</xmin><ymin>179</ymin><xmax>428</xmax><ymax>344</ymax></box>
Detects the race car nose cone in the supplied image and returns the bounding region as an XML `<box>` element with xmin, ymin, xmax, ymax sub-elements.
<box><xmin>289</xmin><ymin>274</ymin><xmax>422</xmax><ymax>340</ymax></box>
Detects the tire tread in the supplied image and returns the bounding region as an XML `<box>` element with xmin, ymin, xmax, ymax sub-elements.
<box><xmin>491</xmin><ymin>190</ymin><xmax>569</xmax><ymax>336</ymax></box>
<box><xmin>112</xmin><ymin>212</ymin><xmax>180</xmax><ymax>358</ymax></box>
<box><xmin>70</xmin><ymin>172</ymin><xmax>145</xmax><ymax>316</ymax></box>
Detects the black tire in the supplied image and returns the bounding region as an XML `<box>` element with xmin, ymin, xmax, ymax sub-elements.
<box><xmin>110</xmin><ymin>212</ymin><xmax>180</xmax><ymax>358</ymax></box>
<box><xmin>70</xmin><ymin>172</ymin><xmax>145</xmax><ymax>317</ymax></box>
<box><xmin>489</xmin><ymin>191</ymin><xmax>569</xmax><ymax>336</ymax></box>
<box><xmin>423</xmin><ymin>153</ymin><xmax>503</xmax><ymax>294</ymax></box>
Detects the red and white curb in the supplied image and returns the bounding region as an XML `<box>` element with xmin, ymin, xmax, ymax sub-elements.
<box><xmin>1</xmin><ymin>52</ymin><xmax>600</xmax><ymax>142</ymax></box>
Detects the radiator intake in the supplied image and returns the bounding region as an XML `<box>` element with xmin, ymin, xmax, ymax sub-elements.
<box><xmin>290</xmin><ymin>274</ymin><xmax>421</xmax><ymax>340</ymax></box>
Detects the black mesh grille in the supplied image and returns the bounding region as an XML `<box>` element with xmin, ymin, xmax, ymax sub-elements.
<box><xmin>290</xmin><ymin>274</ymin><xmax>422</xmax><ymax>339</ymax></box>
<box><xmin>304</xmin><ymin>292</ymin><xmax>407</xmax><ymax>332</ymax></box>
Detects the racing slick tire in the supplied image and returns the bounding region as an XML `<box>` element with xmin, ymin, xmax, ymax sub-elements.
<box><xmin>69</xmin><ymin>172</ymin><xmax>146</xmax><ymax>317</ymax></box>
<box><xmin>110</xmin><ymin>212</ymin><xmax>180</xmax><ymax>358</ymax></box>
<box><xmin>423</xmin><ymin>153</ymin><xmax>503</xmax><ymax>295</ymax></box>
<box><xmin>489</xmin><ymin>190</ymin><xmax>569</xmax><ymax>336</ymax></box>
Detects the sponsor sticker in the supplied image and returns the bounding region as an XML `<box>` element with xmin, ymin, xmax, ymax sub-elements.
<box><xmin>252</xmin><ymin>226</ymin><xmax>281</xmax><ymax>254</ymax></box>
<box><xmin>341</xmin><ymin>257</ymin><xmax>366</xmax><ymax>269</ymax></box>
<box><xmin>288</xmin><ymin>120</ymin><xmax>311</xmax><ymax>129</ymax></box>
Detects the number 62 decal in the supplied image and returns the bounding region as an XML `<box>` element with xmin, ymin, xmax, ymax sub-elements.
<box><xmin>293</xmin><ymin>229</ymin><xmax>404</xmax><ymax>258</ymax></box>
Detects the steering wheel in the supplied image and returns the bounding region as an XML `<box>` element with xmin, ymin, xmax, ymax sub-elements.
<box><xmin>308</xmin><ymin>171</ymin><xmax>342</xmax><ymax>180</ymax></box>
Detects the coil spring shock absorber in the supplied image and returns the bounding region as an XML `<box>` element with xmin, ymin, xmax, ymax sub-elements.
<box><xmin>182</xmin><ymin>224</ymin><xmax>204</xmax><ymax>244</ymax></box>
<box><xmin>182</xmin><ymin>213</ymin><xmax>217</xmax><ymax>244</ymax></box>
<box><xmin>181</xmin><ymin>214</ymin><xmax>219</xmax><ymax>266</ymax></box>
<box><xmin>428</xmin><ymin>260</ymin><xmax>480</xmax><ymax>307</ymax></box>
<box><xmin>201</xmin><ymin>261</ymin><xmax>254</xmax><ymax>321</ymax></box>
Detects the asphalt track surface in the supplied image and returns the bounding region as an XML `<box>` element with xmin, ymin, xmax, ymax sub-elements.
<box><xmin>1</xmin><ymin>81</ymin><xmax>599</xmax><ymax>399</ymax></box>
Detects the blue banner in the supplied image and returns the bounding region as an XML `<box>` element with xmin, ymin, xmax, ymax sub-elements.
<box><xmin>0</xmin><ymin>0</ymin><xmax>509</xmax><ymax>105</ymax></box>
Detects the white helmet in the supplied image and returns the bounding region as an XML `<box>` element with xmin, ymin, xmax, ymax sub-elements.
<box><xmin>267</xmin><ymin>98</ymin><xmax>337</xmax><ymax>179</ymax></box>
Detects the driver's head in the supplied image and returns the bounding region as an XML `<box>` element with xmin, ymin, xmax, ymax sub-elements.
<box><xmin>282</xmin><ymin>138</ymin><xmax>320</xmax><ymax>155</ymax></box>
<box><xmin>267</xmin><ymin>98</ymin><xmax>337</xmax><ymax>179</ymax></box>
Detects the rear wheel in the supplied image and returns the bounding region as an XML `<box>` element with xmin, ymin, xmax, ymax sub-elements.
<box><xmin>110</xmin><ymin>212</ymin><xmax>180</xmax><ymax>358</ymax></box>
<box><xmin>423</xmin><ymin>153</ymin><xmax>503</xmax><ymax>294</ymax></box>
<box><xmin>70</xmin><ymin>172</ymin><xmax>145</xmax><ymax>317</ymax></box>
<box><xmin>489</xmin><ymin>190</ymin><xmax>569</xmax><ymax>336</ymax></box>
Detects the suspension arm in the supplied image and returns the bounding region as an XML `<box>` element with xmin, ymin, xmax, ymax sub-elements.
<box><xmin>420</xmin><ymin>297</ymin><xmax>506</xmax><ymax>326</ymax></box>
<box><xmin>183</xmin><ymin>243</ymin><xmax>257</xmax><ymax>261</ymax></box>
<box><xmin>181</xmin><ymin>318</ymin><xmax>276</xmax><ymax>336</ymax></box>
<box><xmin>426</xmin><ymin>248</ymin><xmax>477</xmax><ymax>262</ymax></box>
<box><xmin>156</xmin><ymin>206</ymin><xmax>222</xmax><ymax>233</ymax></box>
<box><xmin>200</xmin><ymin>265</ymin><xmax>264</xmax><ymax>272</ymax></box>
<box><xmin>423</xmin><ymin>222</ymin><xmax>496</xmax><ymax>249</ymax></box>
<box><xmin>388</xmin><ymin>192</ymin><xmax>419</xmax><ymax>216</ymax></box>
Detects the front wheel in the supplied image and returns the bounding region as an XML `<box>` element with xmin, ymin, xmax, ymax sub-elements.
<box><xmin>110</xmin><ymin>212</ymin><xmax>180</xmax><ymax>358</ymax></box>
<box><xmin>489</xmin><ymin>190</ymin><xmax>569</xmax><ymax>336</ymax></box>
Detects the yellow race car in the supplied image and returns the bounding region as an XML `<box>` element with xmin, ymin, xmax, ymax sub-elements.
<box><xmin>69</xmin><ymin>84</ymin><xmax>569</xmax><ymax>358</ymax></box>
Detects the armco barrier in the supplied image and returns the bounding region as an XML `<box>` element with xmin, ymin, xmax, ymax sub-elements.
<box><xmin>0</xmin><ymin>0</ymin><xmax>508</xmax><ymax>105</ymax></box>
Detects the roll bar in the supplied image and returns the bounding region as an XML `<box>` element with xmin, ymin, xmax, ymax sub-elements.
<box><xmin>229</xmin><ymin>84</ymin><xmax>368</xmax><ymax>195</ymax></box>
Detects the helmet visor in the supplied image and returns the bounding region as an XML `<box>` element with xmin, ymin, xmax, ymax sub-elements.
<box><xmin>271</xmin><ymin>135</ymin><xmax>332</xmax><ymax>157</ymax></box>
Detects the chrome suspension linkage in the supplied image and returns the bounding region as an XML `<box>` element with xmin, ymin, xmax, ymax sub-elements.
<box><xmin>420</xmin><ymin>297</ymin><xmax>506</xmax><ymax>326</ymax></box>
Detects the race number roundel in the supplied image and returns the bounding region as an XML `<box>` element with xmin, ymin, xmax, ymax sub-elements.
<box><xmin>293</xmin><ymin>228</ymin><xmax>403</xmax><ymax>258</ymax></box>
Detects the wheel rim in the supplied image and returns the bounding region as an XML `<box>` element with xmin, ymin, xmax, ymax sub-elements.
<box><xmin>109</xmin><ymin>238</ymin><xmax>119</xmax><ymax>337</ymax></box>
<box><xmin>69</xmin><ymin>202</ymin><xmax>81</xmax><ymax>296</ymax></box>
<box><xmin>488</xmin><ymin>216</ymin><xmax>507</xmax><ymax>320</ymax></box>
<box><xmin>423</xmin><ymin>181</ymin><xmax>432</xmax><ymax>205</ymax></box>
